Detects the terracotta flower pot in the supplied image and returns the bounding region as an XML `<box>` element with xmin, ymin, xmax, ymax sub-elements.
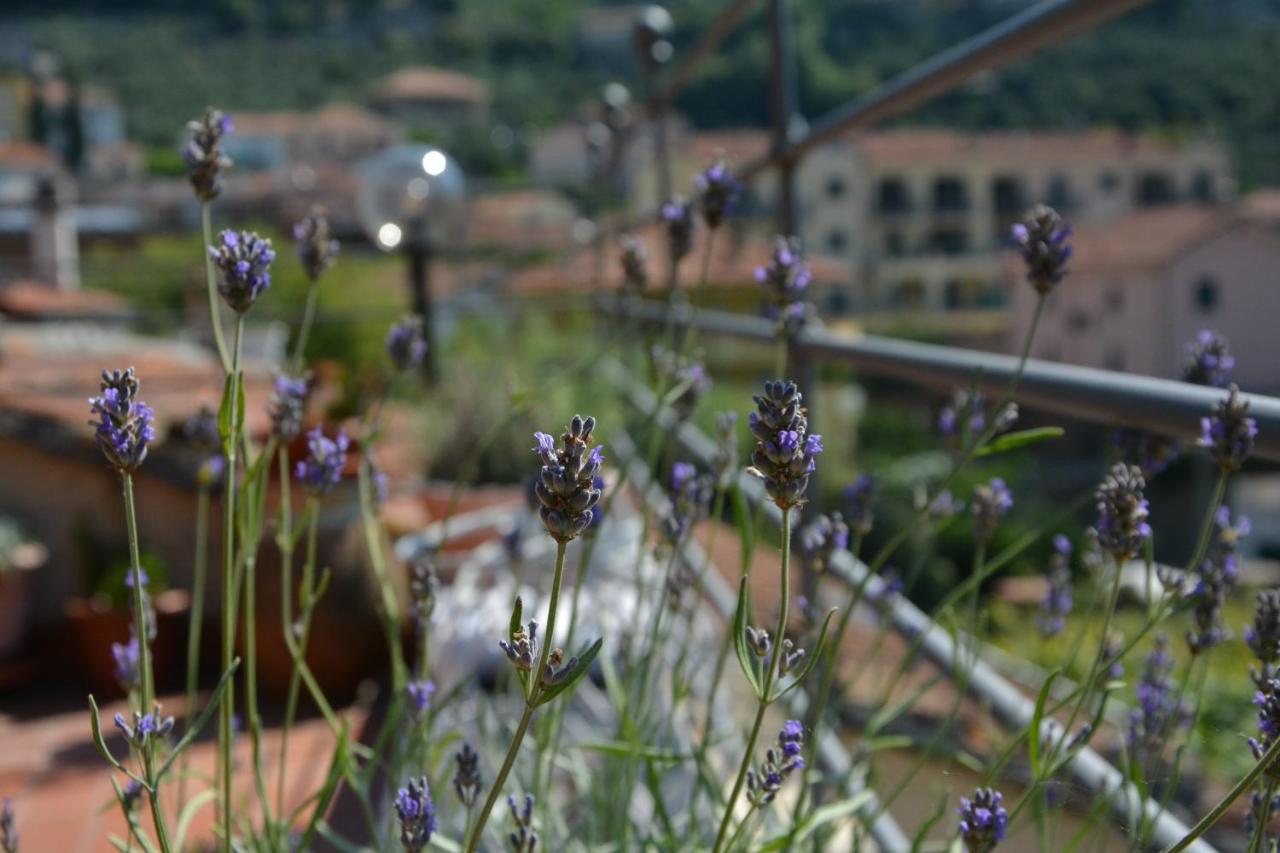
<box><xmin>63</xmin><ymin>589</ymin><xmax>191</xmax><ymax>700</ymax></box>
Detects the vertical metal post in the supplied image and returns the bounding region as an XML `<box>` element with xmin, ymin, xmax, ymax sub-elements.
<box><xmin>767</xmin><ymin>0</ymin><xmax>800</xmax><ymax>236</ymax></box>
<box><xmin>408</xmin><ymin>244</ymin><xmax>438</xmax><ymax>384</ymax></box>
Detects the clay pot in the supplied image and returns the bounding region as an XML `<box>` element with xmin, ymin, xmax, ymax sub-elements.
<box><xmin>63</xmin><ymin>589</ymin><xmax>191</xmax><ymax>699</ymax></box>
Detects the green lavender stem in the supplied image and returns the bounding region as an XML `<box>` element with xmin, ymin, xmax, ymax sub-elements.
<box><xmin>279</xmin><ymin>498</ymin><xmax>319</xmax><ymax>817</ymax></box>
<box><xmin>179</xmin><ymin>482</ymin><xmax>209</xmax><ymax>812</ymax></box>
<box><xmin>712</xmin><ymin>506</ymin><xmax>793</xmax><ymax>853</ymax></box>
<box><xmin>217</xmin><ymin>316</ymin><xmax>243</xmax><ymax>852</ymax></box>
<box><xmin>464</xmin><ymin>540</ymin><xmax>570</xmax><ymax>853</ymax></box>
<box><xmin>291</xmin><ymin>282</ymin><xmax>319</xmax><ymax>373</ymax></box>
<box><xmin>274</xmin><ymin>447</ymin><xmax>292</xmax><ymax>817</ymax></box>
<box><xmin>1166</xmin><ymin>737</ymin><xmax>1280</xmax><ymax>853</ymax></box>
<box><xmin>200</xmin><ymin>203</ymin><xmax>231</xmax><ymax>374</ymax></box>
<box><xmin>357</xmin><ymin>458</ymin><xmax>407</xmax><ymax>689</ymax></box>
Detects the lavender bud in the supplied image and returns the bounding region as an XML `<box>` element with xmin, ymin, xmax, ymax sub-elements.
<box><xmin>1252</xmin><ymin>677</ymin><xmax>1280</xmax><ymax>782</ymax></box>
<box><xmin>755</xmin><ymin>236</ymin><xmax>812</xmax><ymax>337</ymax></box>
<box><xmin>111</xmin><ymin>629</ymin><xmax>141</xmax><ymax>692</ymax></box>
<box><xmin>386</xmin><ymin>316</ymin><xmax>428</xmax><ymax>373</ymax></box>
<box><xmin>1199</xmin><ymin>384</ymin><xmax>1257</xmax><ymax>472</ymax></box>
<box><xmin>1186</xmin><ymin>507</ymin><xmax>1249</xmax><ymax>654</ymax></box>
<box><xmin>939</xmin><ymin>389</ymin><xmax>988</xmax><ymax>441</ymax></box>
<box><xmin>88</xmin><ymin>367</ymin><xmax>155</xmax><ymax>473</ymax></box>
<box><xmin>618</xmin><ymin>233</ymin><xmax>649</xmax><ymax>295</ymax></box>
<box><xmin>406</xmin><ymin>680</ymin><xmax>435</xmax><ymax>721</ymax></box>
<box><xmin>507</xmin><ymin>793</ymin><xmax>538</xmax><ymax>853</ymax></box>
<box><xmin>1011</xmin><ymin>205</ymin><xmax>1071</xmax><ymax>295</ymax></box>
<box><xmin>844</xmin><ymin>475</ymin><xmax>877</xmax><ymax>537</ymax></box>
<box><xmin>798</xmin><ymin>512</ymin><xmax>849</xmax><ymax>575</ymax></box>
<box><xmin>664</xmin><ymin>462</ymin><xmax>714</xmax><ymax>544</ymax></box>
<box><xmin>293</xmin><ymin>206</ymin><xmax>339</xmax><ymax>282</ymax></box>
<box><xmin>746</xmin><ymin>721</ymin><xmax>806</xmax><ymax>806</ymax></box>
<box><xmin>113</xmin><ymin>707</ymin><xmax>175</xmax><ymax>749</ymax></box>
<box><xmin>409</xmin><ymin>554</ymin><xmax>439</xmax><ymax>634</ymax></box>
<box><xmin>1092</xmin><ymin>463</ymin><xmax>1151</xmax><ymax>562</ymax></box>
<box><xmin>956</xmin><ymin>787</ymin><xmax>1009</xmax><ymax>853</ymax></box>
<box><xmin>747</xmin><ymin>380</ymin><xmax>821</xmax><ymax>510</ymax></box>
<box><xmin>1036</xmin><ymin>535</ymin><xmax>1073</xmax><ymax>638</ymax></box>
<box><xmin>1249</xmin><ymin>590</ymin><xmax>1280</xmax><ymax>666</ymax></box>
<box><xmin>745</xmin><ymin>625</ymin><xmax>771</xmax><ymax>658</ymax></box>
<box><xmin>500</xmin><ymin>617</ymin><xmax>539</xmax><ymax>673</ymax></box>
<box><xmin>394</xmin><ymin>776</ymin><xmax>437</xmax><ymax>852</ymax></box>
<box><xmin>454</xmin><ymin>743</ymin><xmax>482</xmax><ymax>807</ymax></box>
<box><xmin>182</xmin><ymin>107</ymin><xmax>232</xmax><ymax>202</ymax></box>
<box><xmin>294</xmin><ymin>427</ymin><xmax>349</xmax><ymax>496</ymax></box>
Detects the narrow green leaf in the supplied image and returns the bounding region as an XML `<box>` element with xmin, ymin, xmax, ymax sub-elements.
<box><xmin>173</xmin><ymin>789</ymin><xmax>217</xmax><ymax>853</ymax></box>
<box><xmin>296</xmin><ymin>723</ymin><xmax>350</xmax><ymax>850</ymax></box>
<box><xmin>976</xmin><ymin>426</ymin><xmax>1065</xmax><ymax>457</ymax></box>
<box><xmin>157</xmin><ymin>658</ymin><xmax>240</xmax><ymax>779</ymax></box>
<box><xmin>1028</xmin><ymin>668</ymin><xmax>1061</xmax><ymax>778</ymax></box>
<box><xmin>911</xmin><ymin>792</ymin><xmax>952</xmax><ymax>853</ymax></box>
<box><xmin>575</xmin><ymin>741</ymin><xmax>688</xmax><ymax>762</ymax></box>
<box><xmin>771</xmin><ymin>606</ymin><xmax>838</xmax><ymax>702</ymax></box>
<box><xmin>509</xmin><ymin>595</ymin><xmax>523</xmax><ymax>640</ymax></box>
<box><xmin>537</xmin><ymin>637</ymin><xmax>604</xmax><ymax>707</ymax></box>
<box><xmin>87</xmin><ymin>694</ymin><xmax>126</xmax><ymax>773</ymax></box>
<box><xmin>732</xmin><ymin>576</ymin><xmax>762</xmax><ymax>697</ymax></box>
<box><xmin>217</xmin><ymin>373</ymin><xmax>235</xmax><ymax>447</ymax></box>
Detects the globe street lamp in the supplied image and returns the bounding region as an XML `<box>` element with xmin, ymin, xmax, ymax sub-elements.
<box><xmin>356</xmin><ymin>145</ymin><xmax>466</xmax><ymax>382</ymax></box>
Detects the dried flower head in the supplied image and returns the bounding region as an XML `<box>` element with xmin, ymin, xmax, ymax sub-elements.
<box><xmin>89</xmin><ymin>368</ymin><xmax>155</xmax><ymax>473</ymax></box>
<box><xmin>1037</xmin><ymin>535</ymin><xmax>1073</xmax><ymax>638</ymax></box>
<box><xmin>293</xmin><ymin>206</ymin><xmax>339</xmax><ymax>282</ymax></box>
<box><xmin>532</xmin><ymin>416</ymin><xmax>604</xmax><ymax>543</ymax></box>
<box><xmin>1184</xmin><ymin>329</ymin><xmax>1235</xmax><ymax>387</ymax></box>
<box><xmin>746</xmin><ymin>720</ymin><xmax>806</xmax><ymax>806</ymax></box>
<box><xmin>295</xmin><ymin>427</ymin><xmax>349</xmax><ymax>496</ymax></box>
<box><xmin>747</xmin><ymin>380</ymin><xmax>822</xmax><ymax>509</ymax></box>
<box><xmin>756</xmin><ymin>235</ymin><xmax>812</xmax><ymax>336</ymax></box>
<box><xmin>182</xmin><ymin>107</ymin><xmax>232</xmax><ymax>202</ymax></box>
<box><xmin>661</xmin><ymin>197</ymin><xmax>695</xmax><ymax>266</ymax></box>
<box><xmin>1011</xmin><ymin>205</ymin><xmax>1071</xmax><ymax>295</ymax></box>
<box><xmin>970</xmin><ymin>478</ymin><xmax>1013</xmax><ymax>543</ymax></box>
<box><xmin>1092</xmin><ymin>463</ymin><xmax>1151</xmax><ymax>562</ymax></box>
<box><xmin>618</xmin><ymin>233</ymin><xmax>649</xmax><ymax>295</ymax></box>
<box><xmin>269</xmin><ymin>373</ymin><xmax>310</xmax><ymax>441</ymax></box>
<box><xmin>394</xmin><ymin>776</ymin><xmax>437</xmax><ymax>852</ymax></box>
<box><xmin>957</xmin><ymin>787</ymin><xmax>1008</xmax><ymax>853</ymax></box>
<box><xmin>1199</xmin><ymin>384</ymin><xmax>1256</xmax><ymax>472</ymax></box>
<box><xmin>507</xmin><ymin>793</ymin><xmax>538</xmax><ymax>853</ymax></box>
<box><xmin>453</xmin><ymin>743</ymin><xmax>482</xmax><ymax>807</ymax></box>
<box><xmin>209</xmin><ymin>229</ymin><xmax>275</xmax><ymax>314</ymax></box>
<box><xmin>693</xmin><ymin>156</ymin><xmax>741</xmax><ymax>229</ymax></box>
<box><xmin>387</xmin><ymin>316</ymin><xmax>428</xmax><ymax>373</ymax></box>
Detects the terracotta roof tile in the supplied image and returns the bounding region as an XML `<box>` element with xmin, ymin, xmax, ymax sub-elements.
<box><xmin>1059</xmin><ymin>205</ymin><xmax>1224</xmax><ymax>275</ymax></box>
<box><xmin>370</xmin><ymin>67</ymin><xmax>489</xmax><ymax>104</ymax></box>
<box><xmin>0</xmin><ymin>282</ymin><xmax>130</xmax><ymax>321</ymax></box>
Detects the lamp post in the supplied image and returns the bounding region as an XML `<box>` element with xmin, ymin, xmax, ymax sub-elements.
<box><xmin>356</xmin><ymin>145</ymin><xmax>466</xmax><ymax>383</ymax></box>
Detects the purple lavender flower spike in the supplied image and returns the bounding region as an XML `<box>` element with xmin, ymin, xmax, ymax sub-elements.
<box><xmin>1251</xmin><ymin>676</ymin><xmax>1280</xmax><ymax>782</ymax></box>
<box><xmin>1199</xmin><ymin>384</ymin><xmax>1256</xmax><ymax>472</ymax></box>
<box><xmin>756</xmin><ymin>235</ymin><xmax>813</xmax><ymax>336</ymax></box>
<box><xmin>1186</xmin><ymin>506</ymin><xmax>1249</xmax><ymax>654</ymax></box>
<box><xmin>1092</xmin><ymin>463</ymin><xmax>1151</xmax><ymax>562</ymax></box>
<box><xmin>799</xmin><ymin>512</ymin><xmax>850</xmax><ymax>575</ymax></box>
<box><xmin>394</xmin><ymin>776</ymin><xmax>437</xmax><ymax>852</ymax></box>
<box><xmin>293</xmin><ymin>206</ymin><xmax>339</xmax><ymax>282</ymax></box>
<box><xmin>1184</xmin><ymin>330</ymin><xmax>1235</xmax><ymax>387</ymax></box>
<box><xmin>693</xmin><ymin>156</ymin><xmax>742</xmax><ymax>229</ymax></box>
<box><xmin>748</xmin><ymin>380</ymin><xmax>821</xmax><ymax>510</ymax></box>
<box><xmin>1128</xmin><ymin>635</ymin><xmax>1190</xmax><ymax>766</ymax></box>
<box><xmin>845</xmin><ymin>474</ymin><xmax>877</xmax><ymax>538</ymax></box>
<box><xmin>386</xmin><ymin>316</ymin><xmax>428</xmax><ymax>372</ymax></box>
<box><xmin>409</xmin><ymin>553</ymin><xmax>439</xmax><ymax>635</ymax></box>
<box><xmin>294</xmin><ymin>427</ymin><xmax>349</xmax><ymax>496</ymax></box>
<box><xmin>406</xmin><ymin>680</ymin><xmax>435</xmax><ymax>721</ymax></box>
<box><xmin>531</xmin><ymin>416</ymin><xmax>604</xmax><ymax>543</ymax></box>
<box><xmin>1011</xmin><ymin>205</ymin><xmax>1071</xmax><ymax>294</ymax></box>
<box><xmin>89</xmin><ymin>368</ymin><xmax>155</xmax><ymax>473</ymax></box>
<box><xmin>663</xmin><ymin>462</ymin><xmax>713</xmax><ymax>549</ymax></box>
<box><xmin>1037</xmin><ymin>535</ymin><xmax>1073</xmax><ymax>638</ymax></box>
<box><xmin>182</xmin><ymin>107</ymin><xmax>232</xmax><ymax>202</ymax></box>
<box><xmin>746</xmin><ymin>721</ymin><xmax>807</xmax><ymax>806</ymax></box>
<box><xmin>970</xmin><ymin>478</ymin><xmax>1013</xmax><ymax>543</ymax></box>
<box><xmin>208</xmin><ymin>229</ymin><xmax>275</xmax><ymax>314</ymax></box>
<box><xmin>957</xmin><ymin>787</ymin><xmax>1008</xmax><ymax>853</ymax></box>
<box><xmin>269</xmin><ymin>373</ymin><xmax>310</xmax><ymax>441</ymax></box>
<box><xmin>1249</xmin><ymin>590</ymin><xmax>1280</xmax><ymax>672</ymax></box>
<box><xmin>111</xmin><ymin>630</ymin><xmax>141</xmax><ymax>691</ymax></box>
<box><xmin>661</xmin><ymin>196</ymin><xmax>696</xmax><ymax>265</ymax></box>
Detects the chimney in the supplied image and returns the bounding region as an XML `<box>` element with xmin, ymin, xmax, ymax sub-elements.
<box><xmin>30</xmin><ymin>173</ymin><xmax>79</xmax><ymax>290</ymax></box>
